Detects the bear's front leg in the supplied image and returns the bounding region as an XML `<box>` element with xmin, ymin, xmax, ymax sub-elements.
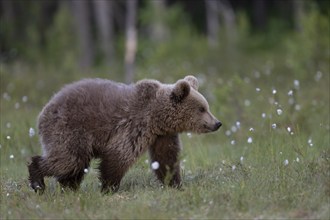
<box><xmin>149</xmin><ymin>134</ymin><xmax>182</xmax><ymax>188</ymax></box>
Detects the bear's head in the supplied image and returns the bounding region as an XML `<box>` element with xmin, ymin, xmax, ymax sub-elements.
<box><xmin>154</xmin><ymin>75</ymin><xmax>222</xmax><ymax>134</ymax></box>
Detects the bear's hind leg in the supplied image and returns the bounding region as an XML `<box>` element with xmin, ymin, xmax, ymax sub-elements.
<box><xmin>149</xmin><ymin>134</ymin><xmax>182</xmax><ymax>188</ymax></box>
<box><xmin>57</xmin><ymin>170</ymin><xmax>85</xmax><ymax>191</ymax></box>
<box><xmin>28</xmin><ymin>156</ymin><xmax>46</xmax><ymax>193</ymax></box>
<box><xmin>98</xmin><ymin>156</ymin><xmax>128</xmax><ymax>194</ymax></box>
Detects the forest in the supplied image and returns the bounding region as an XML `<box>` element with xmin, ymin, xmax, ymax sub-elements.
<box><xmin>0</xmin><ymin>0</ymin><xmax>329</xmax><ymax>219</ymax></box>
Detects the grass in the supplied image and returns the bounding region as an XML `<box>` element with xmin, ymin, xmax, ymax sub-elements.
<box><xmin>0</xmin><ymin>57</ymin><xmax>329</xmax><ymax>219</ymax></box>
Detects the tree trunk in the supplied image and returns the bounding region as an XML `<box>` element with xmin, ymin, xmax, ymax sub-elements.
<box><xmin>71</xmin><ymin>0</ymin><xmax>94</xmax><ymax>69</ymax></box>
<box><xmin>217</xmin><ymin>0</ymin><xmax>236</xmax><ymax>40</ymax></box>
<box><xmin>293</xmin><ymin>0</ymin><xmax>304</xmax><ymax>32</ymax></box>
<box><xmin>252</xmin><ymin>0</ymin><xmax>267</xmax><ymax>30</ymax></box>
<box><xmin>205</xmin><ymin>0</ymin><xmax>220</xmax><ymax>48</ymax></box>
<box><xmin>93</xmin><ymin>0</ymin><xmax>115</xmax><ymax>66</ymax></box>
<box><xmin>124</xmin><ymin>0</ymin><xmax>138</xmax><ymax>84</ymax></box>
<box><xmin>150</xmin><ymin>0</ymin><xmax>168</xmax><ymax>42</ymax></box>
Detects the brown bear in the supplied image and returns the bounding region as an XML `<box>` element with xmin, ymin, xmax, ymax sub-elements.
<box><xmin>28</xmin><ymin>75</ymin><xmax>221</xmax><ymax>193</ymax></box>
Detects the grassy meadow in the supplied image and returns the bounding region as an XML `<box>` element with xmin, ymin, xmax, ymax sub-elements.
<box><xmin>1</xmin><ymin>8</ymin><xmax>330</xmax><ymax>219</ymax></box>
<box><xmin>1</xmin><ymin>53</ymin><xmax>329</xmax><ymax>219</ymax></box>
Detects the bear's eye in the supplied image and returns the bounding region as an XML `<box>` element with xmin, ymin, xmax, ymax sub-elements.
<box><xmin>199</xmin><ymin>107</ymin><xmax>206</xmax><ymax>113</ymax></box>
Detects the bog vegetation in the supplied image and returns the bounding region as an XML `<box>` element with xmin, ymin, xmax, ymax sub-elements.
<box><xmin>0</xmin><ymin>1</ymin><xmax>329</xmax><ymax>219</ymax></box>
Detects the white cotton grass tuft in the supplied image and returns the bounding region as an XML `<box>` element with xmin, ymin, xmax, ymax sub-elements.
<box><xmin>271</xmin><ymin>123</ymin><xmax>277</xmax><ymax>129</ymax></box>
<box><xmin>276</xmin><ymin>109</ymin><xmax>283</xmax><ymax>115</ymax></box>
<box><xmin>22</xmin><ymin>96</ymin><xmax>28</xmax><ymax>102</ymax></box>
<box><xmin>9</xmin><ymin>154</ymin><xmax>14</xmax><ymax>159</ymax></box>
<box><xmin>230</xmin><ymin>140</ymin><xmax>236</xmax><ymax>145</ymax></box>
<box><xmin>288</xmin><ymin>90</ymin><xmax>293</xmax><ymax>96</ymax></box>
<box><xmin>232</xmin><ymin>165</ymin><xmax>236</xmax><ymax>171</ymax></box>
<box><xmin>256</xmin><ymin>87</ymin><xmax>261</xmax><ymax>92</ymax></box>
<box><xmin>272</xmin><ymin>89</ymin><xmax>277</xmax><ymax>94</ymax></box>
<box><xmin>247</xmin><ymin>137</ymin><xmax>253</xmax><ymax>144</ymax></box>
<box><xmin>225</xmin><ymin>130</ymin><xmax>231</xmax><ymax>136</ymax></box>
<box><xmin>84</xmin><ymin>168</ymin><xmax>88</xmax><ymax>173</ymax></box>
<box><xmin>287</xmin><ymin>127</ymin><xmax>292</xmax><ymax>133</ymax></box>
<box><xmin>284</xmin><ymin>159</ymin><xmax>289</xmax><ymax>166</ymax></box>
<box><xmin>240</xmin><ymin>156</ymin><xmax>244</xmax><ymax>162</ymax></box>
<box><xmin>187</xmin><ymin>133</ymin><xmax>192</xmax><ymax>138</ymax></box>
<box><xmin>29</xmin><ymin>128</ymin><xmax>36</xmax><ymax>137</ymax></box>
<box><xmin>244</xmin><ymin>99</ymin><xmax>251</xmax><ymax>106</ymax></box>
<box><xmin>6</xmin><ymin>136</ymin><xmax>11</xmax><ymax>140</ymax></box>
<box><xmin>294</xmin><ymin>80</ymin><xmax>300</xmax><ymax>88</ymax></box>
<box><xmin>261</xmin><ymin>113</ymin><xmax>266</xmax><ymax>118</ymax></box>
<box><xmin>151</xmin><ymin>161</ymin><xmax>160</xmax><ymax>170</ymax></box>
<box><xmin>308</xmin><ymin>138</ymin><xmax>313</xmax><ymax>147</ymax></box>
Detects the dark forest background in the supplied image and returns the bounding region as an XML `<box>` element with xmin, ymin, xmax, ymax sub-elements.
<box><xmin>1</xmin><ymin>0</ymin><xmax>329</xmax><ymax>83</ymax></box>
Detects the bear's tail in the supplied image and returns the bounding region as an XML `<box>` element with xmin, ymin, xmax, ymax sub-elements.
<box><xmin>28</xmin><ymin>156</ymin><xmax>46</xmax><ymax>193</ymax></box>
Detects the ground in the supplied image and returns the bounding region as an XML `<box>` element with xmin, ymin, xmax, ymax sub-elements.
<box><xmin>0</xmin><ymin>62</ymin><xmax>329</xmax><ymax>219</ymax></box>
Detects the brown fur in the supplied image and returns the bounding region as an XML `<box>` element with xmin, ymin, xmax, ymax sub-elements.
<box><xmin>28</xmin><ymin>76</ymin><xmax>221</xmax><ymax>193</ymax></box>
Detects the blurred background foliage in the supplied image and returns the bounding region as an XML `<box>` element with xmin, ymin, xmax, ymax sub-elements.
<box><xmin>0</xmin><ymin>0</ymin><xmax>329</xmax><ymax>74</ymax></box>
<box><xmin>0</xmin><ymin>0</ymin><xmax>329</xmax><ymax>131</ymax></box>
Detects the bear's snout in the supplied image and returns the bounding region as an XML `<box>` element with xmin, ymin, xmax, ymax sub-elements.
<box><xmin>213</xmin><ymin>121</ymin><xmax>222</xmax><ymax>131</ymax></box>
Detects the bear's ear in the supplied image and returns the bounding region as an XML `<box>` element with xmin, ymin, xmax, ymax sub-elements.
<box><xmin>170</xmin><ymin>80</ymin><xmax>190</xmax><ymax>103</ymax></box>
<box><xmin>184</xmin><ymin>75</ymin><xmax>199</xmax><ymax>90</ymax></box>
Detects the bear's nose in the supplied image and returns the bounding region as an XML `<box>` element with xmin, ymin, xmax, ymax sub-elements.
<box><xmin>214</xmin><ymin>121</ymin><xmax>222</xmax><ymax>130</ymax></box>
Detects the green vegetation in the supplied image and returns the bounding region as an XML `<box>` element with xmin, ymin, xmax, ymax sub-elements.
<box><xmin>1</xmin><ymin>3</ymin><xmax>329</xmax><ymax>220</ymax></box>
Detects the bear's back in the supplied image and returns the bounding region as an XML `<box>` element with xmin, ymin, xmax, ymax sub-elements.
<box><xmin>38</xmin><ymin>79</ymin><xmax>135</xmax><ymax>142</ymax></box>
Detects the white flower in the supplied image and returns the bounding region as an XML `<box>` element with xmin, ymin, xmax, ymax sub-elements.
<box><xmin>287</xmin><ymin>127</ymin><xmax>291</xmax><ymax>132</ymax></box>
<box><xmin>296</xmin><ymin>157</ymin><xmax>300</xmax><ymax>162</ymax></box>
<box><xmin>9</xmin><ymin>154</ymin><xmax>14</xmax><ymax>159</ymax></box>
<box><xmin>187</xmin><ymin>133</ymin><xmax>192</xmax><ymax>138</ymax></box>
<box><xmin>256</xmin><ymin>88</ymin><xmax>261</xmax><ymax>92</ymax></box>
<box><xmin>272</xmin><ymin>89</ymin><xmax>277</xmax><ymax>94</ymax></box>
<box><xmin>294</xmin><ymin>80</ymin><xmax>300</xmax><ymax>88</ymax></box>
<box><xmin>271</xmin><ymin>123</ymin><xmax>277</xmax><ymax>129</ymax></box>
<box><xmin>247</xmin><ymin>137</ymin><xmax>253</xmax><ymax>144</ymax></box>
<box><xmin>232</xmin><ymin>165</ymin><xmax>236</xmax><ymax>171</ymax></box>
<box><xmin>29</xmin><ymin>128</ymin><xmax>35</xmax><ymax>137</ymax></box>
<box><xmin>249</xmin><ymin>127</ymin><xmax>254</xmax><ymax>132</ymax></box>
<box><xmin>276</xmin><ymin>109</ymin><xmax>283</xmax><ymax>115</ymax></box>
<box><xmin>236</xmin><ymin>121</ymin><xmax>241</xmax><ymax>128</ymax></box>
<box><xmin>261</xmin><ymin>113</ymin><xmax>266</xmax><ymax>118</ymax></box>
<box><xmin>240</xmin><ymin>156</ymin><xmax>244</xmax><ymax>162</ymax></box>
<box><xmin>284</xmin><ymin>159</ymin><xmax>289</xmax><ymax>166</ymax></box>
<box><xmin>84</xmin><ymin>168</ymin><xmax>88</xmax><ymax>173</ymax></box>
<box><xmin>230</xmin><ymin>140</ymin><xmax>236</xmax><ymax>145</ymax></box>
<box><xmin>6</xmin><ymin>136</ymin><xmax>11</xmax><ymax>140</ymax></box>
<box><xmin>151</xmin><ymin>161</ymin><xmax>160</xmax><ymax>170</ymax></box>
<box><xmin>288</xmin><ymin>90</ymin><xmax>293</xmax><ymax>96</ymax></box>
<box><xmin>145</xmin><ymin>159</ymin><xmax>149</xmax><ymax>164</ymax></box>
